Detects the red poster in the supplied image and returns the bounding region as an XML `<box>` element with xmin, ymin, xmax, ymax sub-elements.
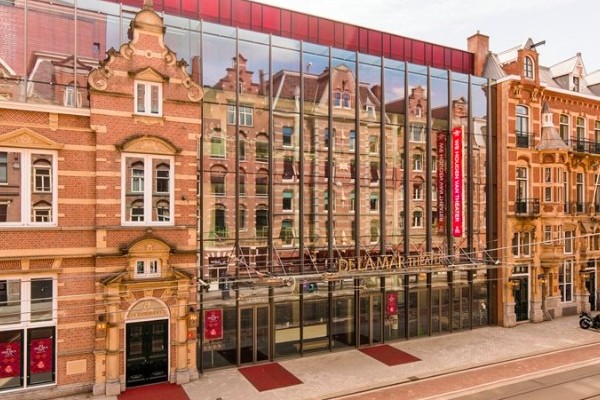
<box><xmin>204</xmin><ymin>309</ymin><xmax>223</xmax><ymax>340</ymax></box>
<box><xmin>0</xmin><ymin>342</ymin><xmax>21</xmax><ymax>378</ymax></box>
<box><xmin>451</xmin><ymin>127</ymin><xmax>463</xmax><ymax>237</ymax></box>
<box><xmin>29</xmin><ymin>338</ymin><xmax>52</xmax><ymax>374</ymax></box>
<box><xmin>436</xmin><ymin>131</ymin><xmax>446</xmax><ymax>235</ymax></box>
<box><xmin>386</xmin><ymin>292</ymin><xmax>398</xmax><ymax>316</ymax></box>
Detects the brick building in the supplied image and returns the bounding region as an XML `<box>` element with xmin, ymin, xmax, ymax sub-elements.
<box><xmin>470</xmin><ymin>33</ymin><xmax>600</xmax><ymax>326</ymax></box>
<box><xmin>1</xmin><ymin>0</ymin><xmax>492</xmax><ymax>397</ymax></box>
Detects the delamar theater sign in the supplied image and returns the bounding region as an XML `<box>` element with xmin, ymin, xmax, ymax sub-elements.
<box><xmin>334</xmin><ymin>253</ymin><xmax>454</xmax><ymax>272</ymax></box>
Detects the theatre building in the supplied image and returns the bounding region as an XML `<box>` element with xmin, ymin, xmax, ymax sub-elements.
<box><xmin>0</xmin><ymin>0</ymin><xmax>492</xmax><ymax>397</ymax></box>
<box><xmin>470</xmin><ymin>33</ymin><xmax>600</xmax><ymax>326</ymax></box>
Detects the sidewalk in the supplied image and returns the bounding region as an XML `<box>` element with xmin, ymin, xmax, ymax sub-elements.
<box><xmin>61</xmin><ymin>315</ymin><xmax>600</xmax><ymax>400</ymax></box>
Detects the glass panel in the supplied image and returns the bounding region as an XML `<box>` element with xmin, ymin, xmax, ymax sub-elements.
<box><xmin>152</xmin><ymin>158</ymin><xmax>171</xmax><ymax>222</ymax></box>
<box><xmin>30</xmin><ymin>279</ymin><xmax>52</xmax><ymax>322</ymax></box>
<box><xmin>27</xmin><ymin>327</ymin><xmax>54</xmax><ymax>386</ymax></box>
<box><xmin>256</xmin><ymin>307</ymin><xmax>269</xmax><ymax>361</ymax></box>
<box><xmin>201</xmin><ymin>306</ymin><xmax>236</xmax><ymax>369</ymax></box>
<box><xmin>239</xmin><ymin>308</ymin><xmax>253</xmax><ymax>364</ymax></box>
<box><xmin>0</xmin><ymin>330</ymin><xmax>23</xmax><ymax>390</ymax></box>
<box><xmin>302</xmin><ymin>296</ymin><xmax>328</xmax><ymax>353</ymax></box>
<box><xmin>125</xmin><ymin>157</ymin><xmax>145</xmax><ymax>222</ymax></box>
<box><xmin>274</xmin><ymin>299</ymin><xmax>299</xmax><ymax>357</ymax></box>
<box><xmin>0</xmin><ymin>280</ymin><xmax>21</xmax><ymax>325</ymax></box>
<box><xmin>332</xmin><ymin>294</ymin><xmax>354</xmax><ymax>348</ymax></box>
<box><xmin>384</xmin><ymin>275</ymin><xmax>404</xmax><ymax>341</ymax></box>
<box><xmin>431</xmin><ymin>68</ymin><xmax>449</xmax><ymax>251</ymax></box>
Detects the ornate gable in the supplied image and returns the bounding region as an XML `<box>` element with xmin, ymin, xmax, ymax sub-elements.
<box><xmin>0</xmin><ymin>128</ymin><xmax>63</xmax><ymax>150</ymax></box>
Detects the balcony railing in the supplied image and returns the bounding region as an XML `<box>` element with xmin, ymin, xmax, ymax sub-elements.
<box><xmin>515</xmin><ymin>198</ymin><xmax>540</xmax><ymax>216</ymax></box>
<box><xmin>565</xmin><ymin>202</ymin><xmax>592</xmax><ymax>214</ymax></box>
<box><xmin>515</xmin><ymin>131</ymin><xmax>534</xmax><ymax>148</ymax></box>
<box><xmin>571</xmin><ymin>137</ymin><xmax>600</xmax><ymax>155</ymax></box>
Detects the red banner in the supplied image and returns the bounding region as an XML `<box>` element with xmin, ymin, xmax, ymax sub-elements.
<box><xmin>386</xmin><ymin>292</ymin><xmax>398</xmax><ymax>316</ymax></box>
<box><xmin>29</xmin><ymin>338</ymin><xmax>52</xmax><ymax>374</ymax></box>
<box><xmin>204</xmin><ymin>309</ymin><xmax>223</xmax><ymax>341</ymax></box>
<box><xmin>436</xmin><ymin>131</ymin><xmax>446</xmax><ymax>235</ymax></box>
<box><xmin>451</xmin><ymin>127</ymin><xmax>463</xmax><ymax>237</ymax></box>
<box><xmin>0</xmin><ymin>341</ymin><xmax>21</xmax><ymax>378</ymax></box>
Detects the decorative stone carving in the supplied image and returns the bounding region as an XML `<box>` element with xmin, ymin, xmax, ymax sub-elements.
<box><xmin>0</xmin><ymin>128</ymin><xmax>63</xmax><ymax>150</ymax></box>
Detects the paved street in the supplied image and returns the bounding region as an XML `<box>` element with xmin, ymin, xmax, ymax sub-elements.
<box><xmin>60</xmin><ymin>315</ymin><xmax>600</xmax><ymax>400</ymax></box>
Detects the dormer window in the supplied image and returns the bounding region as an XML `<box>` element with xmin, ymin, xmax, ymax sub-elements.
<box><xmin>135</xmin><ymin>259</ymin><xmax>160</xmax><ymax>279</ymax></box>
<box><xmin>524</xmin><ymin>56</ymin><xmax>534</xmax><ymax>79</ymax></box>
<box><xmin>135</xmin><ymin>81</ymin><xmax>162</xmax><ymax>116</ymax></box>
<box><xmin>573</xmin><ymin>76</ymin><xmax>580</xmax><ymax>92</ymax></box>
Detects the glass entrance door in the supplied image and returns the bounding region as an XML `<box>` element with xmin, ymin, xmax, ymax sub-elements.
<box><xmin>513</xmin><ymin>278</ymin><xmax>529</xmax><ymax>321</ymax></box>
<box><xmin>240</xmin><ymin>306</ymin><xmax>269</xmax><ymax>364</ymax></box>
<box><xmin>126</xmin><ymin>319</ymin><xmax>168</xmax><ymax>387</ymax></box>
<box><xmin>359</xmin><ymin>294</ymin><xmax>382</xmax><ymax>346</ymax></box>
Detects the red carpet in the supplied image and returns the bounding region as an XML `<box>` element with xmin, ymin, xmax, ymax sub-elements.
<box><xmin>239</xmin><ymin>362</ymin><xmax>303</xmax><ymax>392</ymax></box>
<box><xmin>118</xmin><ymin>383</ymin><xmax>190</xmax><ymax>400</ymax></box>
<box><xmin>359</xmin><ymin>344</ymin><xmax>421</xmax><ymax>366</ymax></box>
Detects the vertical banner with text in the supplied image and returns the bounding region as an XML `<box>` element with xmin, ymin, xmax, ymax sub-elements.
<box><xmin>436</xmin><ymin>131</ymin><xmax>446</xmax><ymax>235</ymax></box>
<box><xmin>452</xmin><ymin>127</ymin><xmax>463</xmax><ymax>237</ymax></box>
<box><xmin>29</xmin><ymin>338</ymin><xmax>53</xmax><ymax>374</ymax></box>
<box><xmin>386</xmin><ymin>292</ymin><xmax>398</xmax><ymax>316</ymax></box>
<box><xmin>0</xmin><ymin>341</ymin><xmax>21</xmax><ymax>378</ymax></box>
<box><xmin>204</xmin><ymin>309</ymin><xmax>223</xmax><ymax>340</ymax></box>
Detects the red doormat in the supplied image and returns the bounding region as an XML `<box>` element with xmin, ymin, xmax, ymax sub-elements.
<box><xmin>359</xmin><ymin>344</ymin><xmax>421</xmax><ymax>366</ymax></box>
<box><xmin>239</xmin><ymin>362</ymin><xmax>303</xmax><ymax>392</ymax></box>
<box><xmin>118</xmin><ymin>383</ymin><xmax>190</xmax><ymax>400</ymax></box>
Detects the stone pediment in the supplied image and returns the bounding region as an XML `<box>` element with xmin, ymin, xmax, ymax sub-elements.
<box><xmin>119</xmin><ymin>135</ymin><xmax>179</xmax><ymax>155</ymax></box>
<box><xmin>0</xmin><ymin>128</ymin><xmax>63</xmax><ymax>150</ymax></box>
<box><xmin>130</xmin><ymin>67</ymin><xmax>168</xmax><ymax>83</ymax></box>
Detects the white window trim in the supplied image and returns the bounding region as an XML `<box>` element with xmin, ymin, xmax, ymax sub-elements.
<box><xmin>121</xmin><ymin>153</ymin><xmax>175</xmax><ymax>226</ymax></box>
<box><xmin>134</xmin><ymin>80</ymin><xmax>162</xmax><ymax>117</ymax></box>
<box><xmin>134</xmin><ymin>259</ymin><xmax>161</xmax><ymax>279</ymax></box>
<box><xmin>0</xmin><ymin>275</ymin><xmax>57</xmax><ymax>329</ymax></box>
<box><xmin>0</xmin><ymin>148</ymin><xmax>58</xmax><ymax>227</ymax></box>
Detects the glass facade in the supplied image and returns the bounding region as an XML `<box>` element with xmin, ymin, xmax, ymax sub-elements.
<box><xmin>0</xmin><ymin>0</ymin><xmax>491</xmax><ymax>373</ymax></box>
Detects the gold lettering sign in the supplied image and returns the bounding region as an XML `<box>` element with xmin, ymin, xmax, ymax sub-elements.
<box><xmin>128</xmin><ymin>299</ymin><xmax>169</xmax><ymax>320</ymax></box>
<box><xmin>336</xmin><ymin>254</ymin><xmax>446</xmax><ymax>272</ymax></box>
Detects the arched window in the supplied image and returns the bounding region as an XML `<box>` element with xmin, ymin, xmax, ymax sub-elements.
<box><xmin>370</xmin><ymin>219</ymin><xmax>379</xmax><ymax>243</ymax></box>
<box><xmin>210</xmin><ymin>165</ymin><xmax>227</xmax><ymax>196</ymax></box>
<box><xmin>255</xmin><ymin>169</ymin><xmax>268</xmax><ymax>196</ymax></box>
<box><xmin>32</xmin><ymin>200</ymin><xmax>52</xmax><ymax>223</ymax></box>
<box><xmin>515</xmin><ymin>105</ymin><xmax>529</xmax><ymax>147</ymax></box>
<box><xmin>33</xmin><ymin>159</ymin><xmax>52</xmax><ymax>193</ymax></box>
<box><xmin>524</xmin><ymin>56</ymin><xmax>534</xmax><ymax>79</ymax></box>
<box><xmin>256</xmin><ymin>206</ymin><xmax>269</xmax><ymax>238</ymax></box>
<box><xmin>155</xmin><ymin>199</ymin><xmax>170</xmax><ymax>222</ymax></box>
<box><xmin>559</xmin><ymin>114</ymin><xmax>569</xmax><ymax>143</ymax></box>
<box><xmin>213</xmin><ymin>204</ymin><xmax>227</xmax><ymax>238</ymax></box>
<box><xmin>412</xmin><ymin>209</ymin><xmax>423</xmax><ymax>228</ymax></box>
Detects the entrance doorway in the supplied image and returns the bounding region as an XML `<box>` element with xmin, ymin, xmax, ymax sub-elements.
<box><xmin>125</xmin><ymin>319</ymin><xmax>169</xmax><ymax>387</ymax></box>
<box><xmin>585</xmin><ymin>272</ymin><xmax>596</xmax><ymax>311</ymax></box>
<box><xmin>359</xmin><ymin>294</ymin><xmax>382</xmax><ymax>346</ymax></box>
<box><xmin>240</xmin><ymin>306</ymin><xmax>269</xmax><ymax>364</ymax></box>
<box><xmin>513</xmin><ymin>278</ymin><xmax>529</xmax><ymax>322</ymax></box>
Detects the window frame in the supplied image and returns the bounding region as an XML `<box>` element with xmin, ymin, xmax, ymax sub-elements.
<box><xmin>0</xmin><ymin>275</ymin><xmax>57</xmax><ymax>328</ymax></box>
<box><xmin>524</xmin><ymin>56</ymin><xmax>534</xmax><ymax>79</ymax></box>
<box><xmin>134</xmin><ymin>80</ymin><xmax>162</xmax><ymax>116</ymax></box>
<box><xmin>134</xmin><ymin>259</ymin><xmax>161</xmax><ymax>279</ymax></box>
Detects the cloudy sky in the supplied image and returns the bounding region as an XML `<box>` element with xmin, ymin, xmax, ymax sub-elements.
<box><xmin>254</xmin><ymin>0</ymin><xmax>599</xmax><ymax>73</ymax></box>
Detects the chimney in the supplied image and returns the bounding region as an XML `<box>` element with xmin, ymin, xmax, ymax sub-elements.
<box><xmin>468</xmin><ymin>31</ymin><xmax>489</xmax><ymax>77</ymax></box>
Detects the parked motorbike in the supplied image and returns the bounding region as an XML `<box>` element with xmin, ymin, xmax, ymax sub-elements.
<box><xmin>579</xmin><ymin>311</ymin><xmax>600</xmax><ymax>329</ymax></box>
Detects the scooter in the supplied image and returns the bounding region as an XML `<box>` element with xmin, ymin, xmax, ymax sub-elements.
<box><xmin>579</xmin><ymin>311</ymin><xmax>600</xmax><ymax>329</ymax></box>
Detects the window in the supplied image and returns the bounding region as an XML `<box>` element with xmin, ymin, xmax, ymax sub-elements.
<box><xmin>516</xmin><ymin>105</ymin><xmax>529</xmax><ymax>146</ymax></box>
<box><xmin>524</xmin><ymin>56</ymin><xmax>534</xmax><ymax>79</ymax></box>
<box><xmin>239</xmin><ymin>138</ymin><xmax>246</xmax><ymax>161</ymax></box>
<box><xmin>256</xmin><ymin>137</ymin><xmax>268</xmax><ymax>162</ymax></box>
<box><xmin>350</xmin><ymin>161</ymin><xmax>356</xmax><ymax>180</ymax></box>
<box><xmin>210</xmin><ymin>136</ymin><xmax>226</xmax><ymax>158</ymax></box>
<box><xmin>369</xmin><ymin>135</ymin><xmax>378</xmax><ymax>154</ymax></box>
<box><xmin>573</xmin><ymin>76</ymin><xmax>580</xmax><ymax>92</ymax></box>
<box><xmin>559</xmin><ymin>260</ymin><xmax>573</xmax><ymax>302</ymax></box>
<box><xmin>239</xmin><ymin>206</ymin><xmax>247</xmax><ymax>230</ymax></box>
<box><xmin>256</xmin><ymin>170</ymin><xmax>268</xmax><ymax>196</ymax></box>
<box><xmin>564</xmin><ymin>230</ymin><xmax>574</xmax><ymax>254</ymax></box>
<box><xmin>515</xmin><ymin>166</ymin><xmax>528</xmax><ymax>209</ymax></box>
<box><xmin>0</xmin><ymin>151</ymin><xmax>6</xmax><ymax>183</ymax></box>
<box><xmin>349</xmin><ymin>130</ymin><xmax>356</xmax><ymax>151</ymax></box>
<box><xmin>370</xmin><ymin>162</ymin><xmax>379</xmax><ymax>183</ymax></box>
<box><xmin>342</xmin><ymin>93</ymin><xmax>351</xmax><ymax>108</ymax></box>
<box><xmin>282</xmin><ymin>190</ymin><xmax>293</xmax><ymax>211</ymax></box>
<box><xmin>123</xmin><ymin>155</ymin><xmax>173</xmax><ymax>225</ymax></box>
<box><xmin>576</xmin><ymin>172</ymin><xmax>585</xmax><ymax>211</ymax></box>
<box><xmin>559</xmin><ymin>114</ymin><xmax>569</xmax><ymax>143</ymax></box>
<box><xmin>210</xmin><ymin>167</ymin><xmax>226</xmax><ymax>196</ymax></box>
<box><xmin>0</xmin><ymin>150</ymin><xmax>57</xmax><ymax>226</ymax></box>
<box><xmin>431</xmin><ymin>184</ymin><xmax>437</xmax><ymax>201</ymax></box>
<box><xmin>432</xmin><ymin>155</ymin><xmax>437</xmax><ymax>172</ymax></box>
<box><xmin>370</xmin><ymin>219</ymin><xmax>379</xmax><ymax>243</ymax></box>
<box><xmin>544</xmin><ymin>225</ymin><xmax>552</xmax><ymax>244</ymax></box>
<box><xmin>324</xmin><ymin>191</ymin><xmax>335</xmax><ymax>211</ymax></box>
<box><xmin>334</xmin><ymin>92</ymin><xmax>342</xmax><ymax>107</ymax></box>
<box><xmin>213</xmin><ymin>205</ymin><xmax>227</xmax><ymax>237</ymax></box>
<box><xmin>283</xmin><ymin>156</ymin><xmax>295</xmax><ymax>180</ymax></box>
<box><xmin>413</xmin><ymin>153</ymin><xmax>423</xmax><ymax>171</ymax></box>
<box><xmin>135</xmin><ymin>259</ymin><xmax>160</xmax><ymax>278</ymax></box>
<box><xmin>369</xmin><ymin>193</ymin><xmax>379</xmax><ymax>212</ymax></box>
<box><xmin>350</xmin><ymin>191</ymin><xmax>355</xmax><ymax>213</ymax></box>
<box><xmin>415</xmin><ymin>105</ymin><xmax>423</xmax><ymax>118</ymax></box>
<box><xmin>256</xmin><ymin>208</ymin><xmax>268</xmax><ymax>238</ymax></box>
<box><xmin>135</xmin><ymin>81</ymin><xmax>161</xmax><ymax>116</ymax></box>
<box><xmin>512</xmin><ymin>231</ymin><xmax>531</xmax><ymax>257</ymax></box>
<box><xmin>413</xmin><ymin>181</ymin><xmax>423</xmax><ymax>200</ymax></box>
<box><xmin>239</xmin><ymin>170</ymin><xmax>246</xmax><ymax>196</ymax></box>
<box><xmin>410</xmin><ymin>125</ymin><xmax>424</xmax><ymax>142</ymax></box>
<box><xmin>280</xmin><ymin>219</ymin><xmax>294</xmax><ymax>245</ymax></box>
<box><xmin>595</xmin><ymin>121</ymin><xmax>600</xmax><ymax>146</ymax></box>
<box><xmin>227</xmin><ymin>105</ymin><xmax>253</xmax><ymax>126</ymax></box>
<box><xmin>366</xmin><ymin>104</ymin><xmax>375</xmax><ymax>118</ymax></box>
<box><xmin>576</xmin><ymin>117</ymin><xmax>586</xmax><ymax>143</ymax></box>
<box><xmin>544</xmin><ymin>167</ymin><xmax>552</xmax><ymax>203</ymax></box>
<box><xmin>282</xmin><ymin>126</ymin><xmax>293</xmax><ymax>147</ymax></box>
<box><xmin>412</xmin><ymin>209</ymin><xmax>423</xmax><ymax>228</ymax></box>
<box><xmin>1</xmin><ymin>277</ymin><xmax>55</xmax><ymax>326</ymax></box>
